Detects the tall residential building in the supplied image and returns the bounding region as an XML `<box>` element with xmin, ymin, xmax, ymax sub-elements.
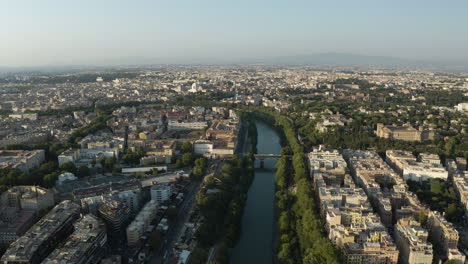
<box><xmin>75</xmin><ymin>180</ymin><xmax>142</xmax><ymax>215</ymax></box>
<box><xmin>427</xmin><ymin>211</ymin><xmax>465</xmax><ymax>263</ymax></box>
<box><xmin>42</xmin><ymin>214</ymin><xmax>107</xmax><ymax>264</ymax></box>
<box><xmin>0</xmin><ymin>208</ymin><xmax>35</xmax><ymax>252</ymax></box>
<box><xmin>126</xmin><ymin>200</ymin><xmax>158</xmax><ymax>247</ymax></box>
<box><xmin>394</xmin><ymin>219</ymin><xmax>433</xmax><ymax>264</ymax></box>
<box><xmin>0</xmin><ymin>201</ymin><xmax>81</xmax><ymax>264</ymax></box>
<box><xmin>342</xmin><ymin>231</ymin><xmax>399</xmax><ymax>264</ymax></box>
<box><xmin>150</xmin><ymin>184</ymin><xmax>173</xmax><ymax>202</ymax></box>
<box><xmin>313</xmin><ymin>149</ymin><xmax>399</xmax><ymax>264</ymax></box>
<box><xmin>98</xmin><ymin>200</ymin><xmax>130</xmax><ymax>244</ymax></box>
<box><xmin>308</xmin><ymin>147</ymin><xmax>348</xmax><ymax>177</ymax></box>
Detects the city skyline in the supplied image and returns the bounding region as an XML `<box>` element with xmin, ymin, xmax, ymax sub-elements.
<box><xmin>1</xmin><ymin>0</ymin><xmax>468</xmax><ymax>67</ymax></box>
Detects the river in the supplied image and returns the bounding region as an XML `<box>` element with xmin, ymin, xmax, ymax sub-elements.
<box><xmin>230</xmin><ymin>120</ymin><xmax>281</xmax><ymax>264</ymax></box>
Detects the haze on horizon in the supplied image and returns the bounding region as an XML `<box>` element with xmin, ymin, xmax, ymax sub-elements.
<box><xmin>1</xmin><ymin>0</ymin><xmax>467</xmax><ymax>67</ymax></box>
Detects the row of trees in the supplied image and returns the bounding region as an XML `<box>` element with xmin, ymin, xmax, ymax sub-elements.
<box><xmin>252</xmin><ymin>109</ymin><xmax>342</xmax><ymax>264</ymax></box>
<box><xmin>121</xmin><ymin>147</ymin><xmax>146</xmax><ymax>165</ymax></box>
<box><xmin>0</xmin><ymin>161</ymin><xmax>62</xmax><ymax>191</ymax></box>
<box><xmin>192</xmin><ymin>157</ymin><xmax>207</xmax><ymax>179</ymax></box>
<box><xmin>175</xmin><ymin>142</ymin><xmax>195</xmax><ymax>168</ymax></box>
<box><xmin>194</xmin><ymin>154</ymin><xmax>255</xmax><ymax>264</ymax></box>
<box><xmin>68</xmin><ymin>114</ymin><xmax>113</xmax><ymax>144</ymax></box>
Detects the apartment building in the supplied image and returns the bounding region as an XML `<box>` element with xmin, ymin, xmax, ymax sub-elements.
<box><xmin>42</xmin><ymin>214</ymin><xmax>107</xmax><ymax>264</ymax></box>
<box><xmin>150</xmin><ymin>183</ymin><xmax>173</xmax><ymax>202</ymax></box>
<box><xmin>394</xmin><ymin>219</ymin><xmax>433</xmax><ymax>264</ymax></box>
<box><xmin>427</xmin><ymin>211</ymin><xmax>465</xmax><ymax>263</ymax></box>
<box><xmin>0</xmin><ymin>150</ymin><xmax>45</xmax><ymax>172</ymax></box>
<box><xmin>126</xmin><ymin>200</ymin><xmax>158</xmax><ymax>247</ymax></box>
<box><xmin>0</xmin><ymin>186</ymin><xmax>54</xmax><ymax>212</ymax></box>
<box><xmin>312</xmin><ymin>149</ymin><xmax>399</xmax><ymax>264</ymax></box>
<box><xmin>0</xmin><ymin>201</ymin><xmax>81</xmax><ymax>264</ymax></box>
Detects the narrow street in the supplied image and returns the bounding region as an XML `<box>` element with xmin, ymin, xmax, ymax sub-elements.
<box><xmin>149</xmin><ymin>179</ymin><xmax>201</xmax><ymax>264</ymax></box>
<box><xmin>149</xmin><ymin>161</ymin><xmax>222</xmax><ymax>264</ymax></box>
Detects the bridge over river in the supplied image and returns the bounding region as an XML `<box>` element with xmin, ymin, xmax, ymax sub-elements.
<box><xmin>253</xmin><ymin>154</ymin><xmax>291</xmax><ymax>168</ymax></box>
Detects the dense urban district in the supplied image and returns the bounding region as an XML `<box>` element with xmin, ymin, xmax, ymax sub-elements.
<box><xmin>0</xmin><ymin>65</ymin><xmax>467</xmax><ymax>264</ymax></box>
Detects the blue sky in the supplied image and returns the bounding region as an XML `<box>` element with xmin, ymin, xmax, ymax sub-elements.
<box><xmin>1</xmin><ymin>0</ymin><xmax>467</xmax><ymax>66</ymax></box>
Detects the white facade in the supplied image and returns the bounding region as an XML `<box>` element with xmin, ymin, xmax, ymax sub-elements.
<box><xmin>455</xmin><ymin>102</ymin><xmax>468</xmax><ymax>112</ymax></box>
<box><xmin>403</xmin><ymin>163</ymin><xmax>448</xmax><ymax>181</ymax></box>
<box><xmin>81</xmin><ymin>189</ymin><xmax>142</xmax><ymax>215</ymax></box>
<box><xmin>150</xmin><ymin>184</ymin><xmax>173</xmax><ymax>202</ymax></box>
<box><xmin>167</xmin><ymin>121</ymin><xmax>207</xmax><ymax>131</ymax></box>
<box><xmin>126</xmin><ymin>200</ymin><xmax>158</xmax><ymax>247</ymax></box>
<box><xmin>394</xmin><ymin>222</ymin><xmax>433</xmax><ymax>264</ymax></box>
<box><xmin>122</xmin><ymin>166</ymin><xmax>168</xmax><ymax>174</ymax></box>
<box><xmin>193</xmin><ymin>140</ymin><xmax>213</xmax><ymax>155</ymax></box>
<box><xmin>58</xmin><ymin>147</ymin><xmax>119</xmax><ymax>167</ymax></box>
<box><xmin>56</xmin><ymin>172</ymin><xmax>77</xmax><ymax>186</ymax></box>
<box><xmin>58</xmin><ymin>149</ymin><xmax>80</xmax><ymax>166</ymax></box>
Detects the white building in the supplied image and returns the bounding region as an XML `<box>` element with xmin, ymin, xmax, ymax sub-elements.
<box><xmin>126</xmin><ymin>200</ymin><xmax>158</xmax><ymax>247</ymax></box>
<box><xmin>121</xmin><ymin>166</ymin><xmax>168</xmax><ymax>175</ymax></box>
<box><xmin>167</xmin><ymin>121</ymin><xmax>207</xmax><ymax>131</ymax></box>
<box><xmin>58</xmin><ymin>149</ymin><xmax>81</xmax><ymax>166</ymax></box>
<box><xmin>81</xmin><ymin>189</ymin><xmax>142</xmax><ymax>215</ymax></box>
<box><xmin>56</xmin><ymin>172</ymin><xmax>78</xmax><ymax>187</ymax></box>
<box><xmin>402</xmin><ymin>161</ymin><xmax>448</xmax><ymax>181</ymax></box>
<box><xmin>455</xmin><ymin>102</ymin><xmax>468</xmax><ymax>112</ymax></box>
<box><xmin>394</xmin><ymin>220</ymin><xmax>433</xmax><ymax>264</ymax></box>
<box><xmin>150</xmin><ymin>184</ymin><xmax>173</xmax><ymax>202</ymax></box>
<box><xmin>418</xmin><ymin>153</ymin><xmax>441</xmax><ymax>165</ymax></box>
<box><xmin>308</xmin><ymin>148</ymin><xmax>348</xmax><ymax>176</ymax></box>
<box><xmin>58</xmin><ymin>147</ymin><xmax>119</xmax><ymax>167</ymax></box>
<box><xmin>193</xmin><ymin>140</ymin><xmax>213</xmax><ymax>155</ymax></box>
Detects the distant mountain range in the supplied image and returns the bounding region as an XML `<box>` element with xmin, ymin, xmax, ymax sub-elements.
<box><xmin>258</xmin><ymin>52</ymin><xmax>468</xmax><ymax>71</ymax></box>
<box><xmin>1</xmin><ymin>52</ymin><xmax>468</xmax><ymax>73</ymax></box>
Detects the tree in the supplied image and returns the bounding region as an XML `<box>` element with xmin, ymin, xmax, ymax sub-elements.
<box><xmin>416</xmin><ymin>212</ymin><xmax>428</xmax><ymax>226</ymax></box>
<box><xmin>181</xmin><ymin>141</ymin><xmax>193</xmax><ymax>153</ymax></box>
<box><xmin>166</xmin><ymin>206</ymin><xmax>178</xmax><ymax>221</ymax></box>
<box><xmin>192</xmin><ymin>167</ymin><xmax>203</xmax><ymax>178</ymax></box>
<box><xmin>99</xmin><ymin>156</ymin><xmax>106</xmax><ymax>167</ymax></box>
<box><xmin>39</xmin><ymin>161</ymin><xmax>57</xmax><ymax>174</ymax></box>
<box><xmin>445</xmin><ymin>203</ymin><xmax>461</xmax><ymax>220</ymax></box>
<box><xmin>43</xmin><ymin>172</ymin><xmax>59</xmax><ymax>188</ymax></box>
<box><xmin>60</xmin><ymin>162</ymin><xmax>76</xmax><ymax>174</ymax></box>
<box><xmin>189</xmin><ymin>247</ymin><xmax>208</xmax><ymax>264</ymax></box>
<box><xmin>194</xmin><ymin>158</ymin><xmax>206</xmax><ymax>169</ymax></box>
<box><xmin>148</xmin><ymin>230</ymin><xmax>162</xmax><ymax>250</ymax></box>
<box><xmin>104</xmin><ymin>157</ymin><xmax>116</xmax><ymax>171</ymax></box>
<box><xmin>122</xmin><ymin>153</ymin><xmax>135</xmax><ymax>164</ymax></box>
<box><xmin>77</xmin><ymin>165</ymin><xmax>90</xmax><ymax>178</ymax></box>
<box><xmin>182</xmin><ymin>152</ymin><xmax>193</xmax><ymax>166</ymax></box>
<box><xmin>151</xmin><ymin>168</ymin><xmax>158</xmax><ymax>176</ymax></box>
<box><xmin>213</xmin><ymin>242</ymin><xmax>230</xmax><ymax>264</ymax></box>
<box><xmin>204</xmin><ymin>176</ymin><xmax>216</xmax><ymax>188</ymax></box>
<box><xmin>175</xmin><ymin>159</ymin><xmax>183</xmax><ymax>168</ymax></box>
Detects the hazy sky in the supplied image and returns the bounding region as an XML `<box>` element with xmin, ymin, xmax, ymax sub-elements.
<box><xmin>1</xmin><ymin>0</ymin><xmax>467</xmax><ymax>66</ymax></box>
